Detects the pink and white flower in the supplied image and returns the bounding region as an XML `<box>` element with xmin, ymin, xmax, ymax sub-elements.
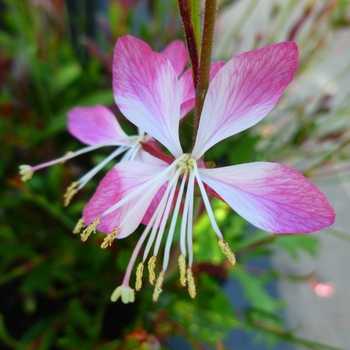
<box><xmin>19</xmin><ymin>39</ymin><xmax>193</xmax><ymax>207</ymax></box>
<box><xmin>81</xmin><ymin>36</ymin><xmax>335</xmax><ymax>303</ymax></box>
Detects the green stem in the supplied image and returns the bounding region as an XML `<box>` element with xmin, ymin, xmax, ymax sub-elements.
<box><xmin>178</xmin><ymin>0</ymin><xmax>200</xmax><ymax>88</ymax></box>
<box><xmin>190</xmin><ymin>0</ymin><xmax>201</xmax><ymax>50</ymax></box>
<box><xmin>192</xmin><ymin>0</ymin><xmax>217</xmax><ymax>147</ymax></box>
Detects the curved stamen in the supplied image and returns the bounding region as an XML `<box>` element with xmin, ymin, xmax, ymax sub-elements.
<box><xmin>162</xmin><ymin>172</ymin><xmax>188</xmax><ymax>272</ymax></box>
<box><xmin>22</xmin><ymin>137</ymin><xmax>134</xmax><ymax>176</ymax></box>
<box><xmin>153</xmin><ymin>168</ymin><xmax>183</xmax><ymax>258</ymax></box>
<box><xmin>186</xmin><ymin>169</ymin><xmax>195</xmax><ymax>268</ymax></box>
<box><xmin>101</xmin><ymin>154</ymin><xmax>189</xmax><ymax>218</ymax></box>
<box><xmin>193</xmin><ymin>162</ymin><xmax>223</xmax><ymax>240</ymax></box>
<box><xmin>77</xmin><ymin>146</ymin><xmax>129</xmax><ymax>190</ymax></box>
<box><xmin>142</xmin><ymin>168</ymin><xmax>179</xmax><ymax>262</ymax></box>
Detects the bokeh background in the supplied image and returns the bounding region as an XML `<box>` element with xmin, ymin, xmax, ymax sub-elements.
<box><xmin>1</xmin><ymin>0</ymin><xmax>350</xmax><ymax>349</ymax></box>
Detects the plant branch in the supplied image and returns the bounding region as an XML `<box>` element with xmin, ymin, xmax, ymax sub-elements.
<box><xmin>178</xmin><ymin>0</ymin><xmax>199</xmax><ymax>88</ymax></box>
<box><xmin>193</xmin><ymin>0</ymin><xmax>217</xmax><ymax>146</ymax></box>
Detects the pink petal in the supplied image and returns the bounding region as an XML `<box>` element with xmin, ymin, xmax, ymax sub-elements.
<box><xmin>113</xmin><ymin>36</ymin><xmax>183</xmax><ymax>157</ymax></box>
<box><xmin>141</xmin><ymin>182</ymin><xmax>169</xmax><ymax>226</ymax></box>
<box><xmin>161</xmin><ymin>40</ymin><xmax>187</xmax><ymax>76</ymax></box>
<box><xmin>199</xmin><ymin>162</ymin><xmax>335</xmax><ymax>233</ymax></box>
<box><xmin>134</xmin><ymin>149</ymin><xmax>171</xmax><ymax>226</ymax></box>
<box><xmin>83</xmin><ymin>161</ymin><xmax>169</xmax><ymax>238</ymax></box>
<box><xmin>179</xmin><ymin>62</ymin><xmax>225</xmax><ymax>118</ymax></box>
<box><xmin>192</xmin><ymin>43</ymin><xmax>299</xmax><ymax>159</ymax></box>
<box><xmin>179</xmin><ymin>68</ymin><xmax>194</xmax><ymax>118</ymax></box>
<box><xmin>68</xmin><ymin>106</ymin><xmax>127</xmax><ymax>145</ymax></box>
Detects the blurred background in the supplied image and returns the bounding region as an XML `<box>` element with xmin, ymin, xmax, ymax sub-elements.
<box><xmin>1</xmin><ymin>0</ymin><xmax>350</xmax><ymax>349</ymax></box>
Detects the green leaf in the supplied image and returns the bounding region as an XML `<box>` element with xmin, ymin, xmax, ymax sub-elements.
<box><xmin>230</xmin><ymin>265</ymin><xmax>282</xmax><ymax>314</ymax></box>
<box><xmin>274</xmin><ymin>234</ymin><xmax>320</xmax><ymax>260</ymax></box>
<box><xmin>51</xmin><ymin>63</ymin><xmax>82</xmax><ymax>95</ymax></box>
<box><xmin>0</xmin><ymin>313</ymin><xmax>20</xmax><ymax>349</ymax></box>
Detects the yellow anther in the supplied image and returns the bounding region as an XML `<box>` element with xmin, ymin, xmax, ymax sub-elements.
<box><xmin>178</xmin><ymin>254</ymin><xmax>187</xmax><ymax>287</ymax></box>
<box><xmin>73</xmin><ymin>217</ymin><xmax>85</xmax><ymax>234</ymax></box>
<box><xmin>148</xmin><ymin>256</ymin><xmax>157</xmax><ymax>285</ymax></box>
<box><xmin>63</xmin><ymin>181</ymin><xmax>79</xmax><ymax>207</ymax></box>
<box><xmin>153</xmin><ymin>270</ymin><xmax>164</xmax><ymax>302</ymax></box>
<box><xmin>101</xmin><ymin>228</ymin><xmax>119</xmax><ymax>249</ymax></box>
<box><xmin>135</xmin><ymin>262</ymin><xmax>144</xmax><ymax>291</ymax></box>
<box><xmin>81</xmin><ymin>217</ymin><xmax>100</xmax><ymax>242</ymax></box>
<box><xmin>187</xmin><ymin>268</ymin><xmax>196</xmax><ymax>299</ymax></box>
<box><xmin>218</xmin><ymin>239</ymin><xmax>236</xmax><ymax>266</ymax></box>
<box><xmin>19</xmin><ymin>165</ymin><xmax>33</xmax><ymax>182</ymax></box>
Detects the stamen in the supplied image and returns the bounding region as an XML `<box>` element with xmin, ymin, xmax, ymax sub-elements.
<box><xmin>63</xmin><ymin>181</ymin><xmax>79</xmax><ymax>207</ymax></box>
<box><xmin>101</xmin><ymin>155</ymin><xmax>187</xmax><ymax>217</ymax></box>
<box><xmin>148</xmin><ymin>256</ymin><xmax>157</xmax><ymax>285</ymax></box>
<box><xmin>153</xmin><ymin>270</ymin><xmax>164</xmax><ymax>302</ymax></box>
<box><xmin>81</xmin><ymin>217</ymin><xmax>100</xmax><ymax>242</ymax></box>
<box><xmin>19</xmin><ymin>165</ymin><xmax>33</xmax><ymax>182</ymax></box>
<box><xmin>162</xmin><ymin>172</ymin><xmax>188</xmax><ymax>272</ymax></box>
<box><xmin>135</xmin><ymin>262</ymin><xmax>144</xmax><ymax>291</ymax></box>
<box><xmin>77</xmin><ymin>146</ymin><xmax>128</xmax><ymax>191</ymax></box>
<box><xmin>73</xmin><ymin>217</ymin><xmax>85</xmax><ymax>234</ymax></box>
<box><xmin>187</xmin><ymin>268</ymin><xmax>196</xmax><ymax>298</ymax></box>
<box><xmin>218</xmin><ymin>239</ymin><xmax>236</xmax><ymax>266</ymax></box>
<box><xmin>193</xmin><ymin>162</ymin><xmax>223</xmax><ymax>240</ymax></box>
<box><xmin>101</xmin><ymin>228</ymin><xmax>119</xmax><ymax>249</ymax></box>
<box><xmin>178</xmin><ymin>255</ymin><xmax>187</xmax><ymax>286</ymax></box>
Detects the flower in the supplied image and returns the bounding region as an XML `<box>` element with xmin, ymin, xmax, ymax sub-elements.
<box><xmin>81</xmin><ymin>36</ymin><xmax>335</xmax><ymax>302</ymax></box>
<box><xmin>19</xmin><ymin>39</ymin><xmax>193</xmax><ymax>210</ymax></box>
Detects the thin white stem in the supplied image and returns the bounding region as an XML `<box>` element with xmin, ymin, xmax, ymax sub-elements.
<box><xmin>180</xmin><ymin>175</ymin><xmax>191</xmax><ymax>258</ymax></box>
<box><xmin>142</xmin><ymin>170</ymin><xmax>178</xmax><ymax>262</ymax></box>
<box><xmin>31</xmin><ymin>137</ymin><xmax>131</xmax><ymax>171</ymax></box>
<box><xmin>193</xmin><ymin>163</ymin><xmax>223</xmax><ymax>239</ymax></box>
<box><xmin>78</xmin><ymin>146</ymin><xmax>128</xmax><ymax>189</ymax></box>
<box><xmin>162</xmin><ymin>172</ymin><xmax>188</xmax><ymax>271</ymax></box>
<box><xmin>153</xmin><ymin>168</ymin><xmax>183</xmax><ymax>256</ymax></box>
<box><xmin>121</xmin><ymin>224</ymin><xmax>152</xmax><ymax>286</ymax></box>
<box><xmin>121</xmin><ymin>143</ymin><xmax>141</xmax><ymax>162</ymax></box>
<box><xmin>186</xmin><ymin>170</ymin><xmax>195</xmax><ymax>267</ymax></box>
<box><xmin>101</xmin><ymin>155</ymin><xmax>187</xmax><ymax>217</ymax></box>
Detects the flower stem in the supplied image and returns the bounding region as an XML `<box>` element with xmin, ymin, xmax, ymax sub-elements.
<box><xmin>178</xmin><ymin>0</ymin><xmax>200</xmax><ymax>88</ymax></box>
<box><xmin>193</xmin><ymin>0</ymin><xmax>217</xmax><ymax>146</ymax></box>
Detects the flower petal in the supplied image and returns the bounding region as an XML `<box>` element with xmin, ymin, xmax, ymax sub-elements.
<box><xmin>83</xmin><ymin>161</ymin><xmax>169</xmax><ymax>238</ymax></box>
<box><xmin>179</xmin><ymin>68</ymin><xmax>194</xmax><ymax>118</ymax></box>
<box><xmin>161</xmin><ymin>40</ymin><xmax>187</xmax><ymax>76</ymax></box>
<box><xmin>192</xmin><ymin>42</ymin><xmax>298</xmax><ymax>158</ymax></box>
<box><xmin>68</xmin><ymin>106</ymin><xmax>127</xmax><ymax>145</ymax></box>
<box><xmin>113</xmin><ymin>35</ymin><xmax>183</xmax><ymax>157</ymax></box>
<box><xmin>134</xmin><ymin>150</ymin><xmax>171</xmax><ymax>226</ymax></box>
<box><xmin>179</xmin><ymin>62</ymin><xmax>225</xmax><ymax>118</ymax></box>
<box><xmin>199</xmin><ymin>162</ymin><xmax>335</xmax><ymax>233</ymax></box>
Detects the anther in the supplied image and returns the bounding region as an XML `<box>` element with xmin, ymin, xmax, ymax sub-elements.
<box><xmin>187</xmin><ymin>268</ymin><xmax>196</xmax><ymax>298</ymax></box>
<box><xmin>101</xmin><ymin>228</ymin><xmax>119</xmax><ymax>249</ymax></box>
<box><xmin>63</xmin><ymin>181</ymin><xmax>79</xmax><ymax>207</ymax></box>
<box><xmin>135</xmin><ymin>262</ymin><xmax>144</xmax><ymax>291</ymax></box>
<box><xmin>73</xmin><ymin>218</ymin><xmax>85</xmax><ymax>234</ymax></box>
<box><xmin>218</xmin><ymin>239</ymin><xmax>236</xmax><ymax>266</ymax></box>
<box><xmin>178</xmin><ymin>254</ymin><xmax>187</xmax><ymax>286</ymax></box>
<box><xmin>153</xmin><ymin>270</ymin><xmax>164</xmax><ymax>302</ymax></box>
<box><xmin>81</xmin><ymin>217</ymin><xmax>100</xmax><ymax>242</ymax></box>
<box><xmin>148</xmin><ymin>256</ymin><xmax>157</xmax><ymax>285</ymax></box>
